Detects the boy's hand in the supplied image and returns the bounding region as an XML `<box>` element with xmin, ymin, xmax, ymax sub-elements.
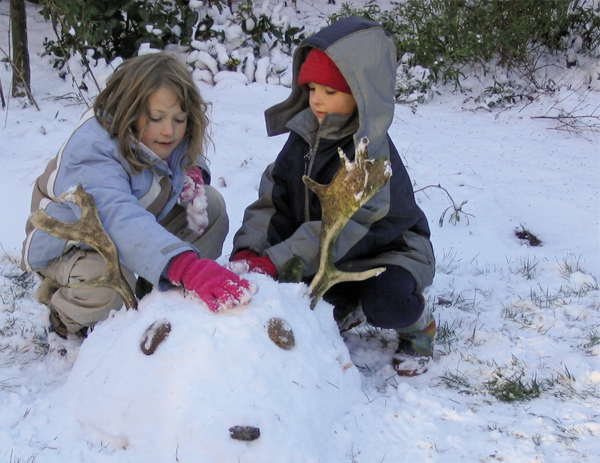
<box><xmin>168</xmin><ymin>252</ymin><xmax>257</xmax><ymax>312</ymax></box>
<box><xmin>231</xmin><ymin>250</ymin><xmax>279</xmax><ymax>279</ymax></box>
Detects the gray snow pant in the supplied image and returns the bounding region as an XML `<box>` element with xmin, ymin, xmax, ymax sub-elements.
<box><xmin>38</xmin><ymin>185</ymin><xmax>228</xmax><ymax>333</ymax></box>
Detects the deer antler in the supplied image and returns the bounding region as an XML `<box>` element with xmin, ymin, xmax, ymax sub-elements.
<box><xmin>303</xmin><ymin>138</ymin><xmax>391</xmax><ymax>309</ymax></box>
<box><xmin>30</xmin><ymin>184</ymin><xmax>138</xmax><ymax>309</ymax></box>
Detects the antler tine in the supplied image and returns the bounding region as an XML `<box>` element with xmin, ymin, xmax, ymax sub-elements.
<box><xmin>30</xmin><ymin>184</ymin><xmax>138</xmax><ymax>309</ymax></box>
<box><xmin>303</xmin><ymin>138</ymin><xmax>391</xmax><ymax>309</ymax></box>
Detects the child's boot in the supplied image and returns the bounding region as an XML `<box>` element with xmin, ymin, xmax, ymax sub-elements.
<box><xmin>49</xmin><ymin>309</ymin><xmax>69</xmax><ymax>339</ymax></box>
<box><xmin>392</xmin><ymin>298</ymin><xmax>436</xmax><ymax>376</ymax></box>
<box><xmin>334</xmin><ymin>303</ymin><xmax>366</xmax><ymax>333</ymax></box>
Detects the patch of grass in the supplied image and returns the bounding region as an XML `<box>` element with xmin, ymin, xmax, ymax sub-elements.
<box><xmin>529</xmin><ymin>285</ymin><xmax>564</xmax><ymax>309</ymax></box>
<box><xmin>485</xmin><ymin>368</ymin><xmax>542</xmax><ymax>403</ymax></box>
<box><xmin>544</xmin><ymin>365</ymin><xmax>600</xmax><ymax>401</ymax></box>
<box><xmin>583</xmin><ymin>326</ymin><xmax>600</xmax><ymax>352</ymax></box>
<box><xmin>436</xmin><ymin>319</ymin><xmax>458</xmax><ymax>350</ymax></box>
<box><xmin>437</xmin><ymin>248</ymin><xmax>461</xmax><ymax>275</ymax></box>
<box><xmin>1</xmin><ymin>255</ymin><xmax>37</xmax><ymax>305</ymax></box>
<box><xmin>557</xmin><ymin>252</ymin><xmax>585</xmax><ymax>278</ymax></box>
<box><xmin>435</xmin><ymin>367</ymin><xmax>473</xmax><ymax>393</ymax></box>
<box><xmin>0</xmin><ymin>253</ymin><xmax>51</xmax><ymax>367</ymax></box>
<box><xmin>434</xmin><ymin>290</ymin><xmax>480</xmax><ymax>313</ymax></box>
<box><xmin>511</xmin><ymin>255</ymin><xmax>539</xmax><ymax>280</ymax></box>
<box><xmin>501</xmin><ymin>300</ymin><xmax>536</xmax><ymax>327</ymax></box>
<box><xmin>0</xmin><ymin>378</ymin><xmax>17</xmax><ymax>392</ymax></box>
<box><xmin>555</xmin><ymin>424</ymin><xmax>581</xmax><ymax>445</ymax></box>
<box><xmin>8</xmin><ymin>451</ymin><xmax>37</xmax><ymax>463</ymax></box>
<box><xmin>437</xmin><ymin>356</ymin><xmax>594</xmax><ymax>404</ymax></box>
<box><xmin>0</xmin><ymin>315</ymin><xmax>17</xmax><ymax>338</ymax></box>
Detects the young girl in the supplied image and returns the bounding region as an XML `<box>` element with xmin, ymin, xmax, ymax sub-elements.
<box><xmin>231</xmin><ymin>17</ymin><xmax>436</xmax><ymax>376</ymax></box>
<box><xmin>21</xmin><ymin>53</ymin><xmax>255</xmax><ymax>338</ymax></box>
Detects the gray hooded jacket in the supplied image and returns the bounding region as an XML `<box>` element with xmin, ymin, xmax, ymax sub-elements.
<box><xmin>234</xmin><ymin>17</ymin><xmax>435</xmax><ymax>291</ymax></box>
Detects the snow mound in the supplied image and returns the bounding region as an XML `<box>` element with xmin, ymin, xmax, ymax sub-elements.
<box><xmin>55</xmin><ymin>274</ymin><xmax>362</xmax><ymax>462</ymax></box>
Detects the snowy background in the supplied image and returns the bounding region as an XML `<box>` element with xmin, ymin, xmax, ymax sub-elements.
<box><xmin>1</xmin><ymin>2</ymin><xmax>599</xmax><ymax>462</ymax></box>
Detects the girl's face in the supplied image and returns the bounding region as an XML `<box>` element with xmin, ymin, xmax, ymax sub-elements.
<box><xmin>307</xmin><ymin>83</ymin><xmax>356</xmax><ymax>124</ymax></box>
<box><xmin>136</xmin><ymin>86</ymin><xmax>187</xmax><ymax>160</ymax></box>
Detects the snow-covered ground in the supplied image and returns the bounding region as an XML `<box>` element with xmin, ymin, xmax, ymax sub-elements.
<box><xmin>1</xmin><ymin>2</ymin><xmax>599</xmax><ymax>462</ymax></box>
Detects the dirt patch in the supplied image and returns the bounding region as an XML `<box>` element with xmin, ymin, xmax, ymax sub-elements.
<box><xmin>515</xmin><ymin>227</ymin><xmax>542</xmax><ymax>246</ymax></box>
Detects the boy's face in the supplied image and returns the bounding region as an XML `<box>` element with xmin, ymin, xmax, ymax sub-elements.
<box><xmin>307</xmin><ymin>83</ymin><xmax>356</xmax><ymax>124</ymax></box>
<box><xmin>136</xmin><ymin>86</ymin><xmax>188</xmax><ymax>160</ymax></box>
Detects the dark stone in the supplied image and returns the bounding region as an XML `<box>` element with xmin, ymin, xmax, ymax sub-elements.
<box><xmin>267</xmin><ymin>317</ymin><xmax>295</xmax><ymax>350</ymax></box>
<box><xmin>229</xmin><ymin>426</ymin><xmax>260</xmax><ymax>441</ymax></box>
<box><xmin>140</xmin><ymin>319</ymin><xmax>171</xmax><ymax>355</ymax></box>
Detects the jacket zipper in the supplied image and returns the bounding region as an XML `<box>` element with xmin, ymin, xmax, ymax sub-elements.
<box><xmin>303</xmin><ymin>149</ymin><xmax>313</xmax><ymax>221</ymax></box>
<box><xmin>303</xmin><ymin>127</ymin><xmax>322</xmax><ymax>222</ymax></box>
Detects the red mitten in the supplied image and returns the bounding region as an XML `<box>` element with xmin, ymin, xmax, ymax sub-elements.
<box><xmin>247</xmin><ymin>255</ymin><xmax>278</xmax><ymax>279</ymax></box>
<box><xmin>231</xmin><ymin>250</ymin><xmax>278</xmax><ymax>279</ymax></box>
<box><xmin>168</xmin><ymin>252</ymin><xmax>256</xmax><ymax>312</ymax></box>
<box><xmin>231</xmin><ymin>250</ymin><xmax>259</xmax><ymax>262</ymax></box>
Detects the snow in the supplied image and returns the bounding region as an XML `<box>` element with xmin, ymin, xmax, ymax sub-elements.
<box><xmin>55</xmin><ymin>284</ymin><xmax>360</xmax><ymax>463</ymax></box>
<box><xmin>1</xmin><ymin>2</ymin><xmax>599</xmax><ymax>463</ymax></box>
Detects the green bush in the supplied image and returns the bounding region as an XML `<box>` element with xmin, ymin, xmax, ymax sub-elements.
<box><xmin>39</xmin><ymin>0</ymin><xmax>304</xmax><ymax>70</ymax></box>
<box><xmin>330</xmin><ymin>0</ymin><xmax>600</xmax><ymax>87</ymax></box>
<box><xmin>40</xmin><ymin>0</ymin><xmax>201</xmax><ymax>66</ymax></box>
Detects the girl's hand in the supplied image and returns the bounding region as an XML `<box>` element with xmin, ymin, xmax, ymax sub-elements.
<box><xmin>168</xmin><ymin>252</ymin><xmax>257</xmax><ymax>312</ymax></box>
<box><xmin>179</xmin><ymin>166</ymin><xmax>208</xmax><ymax>235</ymax></box>
<box><xmin>180</xmin><ymin>166</ymin><xmax>205</xmax><ymax>203</ymax></box>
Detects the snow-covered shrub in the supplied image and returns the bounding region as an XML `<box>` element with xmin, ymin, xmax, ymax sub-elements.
<box><xmin>183</xmin><ymin>1</ymin><xmax>302</xmax><ymax>87</ymax></box>
<box><xmin>474</xmin><ymin>81</ymin><xmax>522</xmax><ymax>111</ymax></box>
<box><xmin>395</xmin><ymin>53</ymin><xmax>438</xmax><ymax>104</ymax></box>
<box><xmin>40</xmin><ymin>0</ymin><xmax>306</xmax><ymax>89</ymax></box>
<box><xmin>330</xmin><ymin>0</ymin><xmax>600</xmax><ymax>101</ymax></box>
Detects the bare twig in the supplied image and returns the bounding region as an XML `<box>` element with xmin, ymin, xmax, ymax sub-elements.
<box><xmin>0</xmin><ymin>77</ymin><xmax>6</xmax><ymax>109</ymax></box>
<box><xmin>43</xmin><ymin>0</ymin><xmax>100</xmax><ymax>97</ymax></box>
<box><xmin>414</xmin><ymin>183</ymin><xmax>474</xmax><ymax>227</ymax></box>
<box><xmin>532</xmin><ymin>89</ymin><xmax>600</xmax><ymax>137</ymax></box>
<box><xmin>532</xmin><ymin>113</ymin><xmax>600</xmax><ymax>134</ymax></box>
<box><xmin>0</xmin><ymin>45</ymin><xmax>40</xmax><ymax>110</ymax></box>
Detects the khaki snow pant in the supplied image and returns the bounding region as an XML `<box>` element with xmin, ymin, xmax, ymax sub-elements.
<box><xmin>38</xmin><ymin>185</ymin><xmax>229</xmax><ymax>333</ymax></box>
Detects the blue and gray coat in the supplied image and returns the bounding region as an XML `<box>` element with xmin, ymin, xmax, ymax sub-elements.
<box><xmin>21</xmin><ymin>111</ymin><xmax>208</xmax><ymax>288</ymax></box>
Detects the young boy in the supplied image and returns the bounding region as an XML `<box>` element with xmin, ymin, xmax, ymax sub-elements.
<box><xmin>231</xmin><ymin>17</ymin><xmax>436</xmax><ymax>376</ymax></box>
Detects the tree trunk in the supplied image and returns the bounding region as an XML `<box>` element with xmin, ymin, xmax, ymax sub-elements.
<box><xmin>10</xmin><ymin>0</ymin><xmax>31</xmax><ymax>98</ymax></box>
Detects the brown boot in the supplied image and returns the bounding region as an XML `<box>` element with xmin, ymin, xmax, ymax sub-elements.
<box><xmin>48</xmin><ymin>309</ymin><xmax>88</xmax><ymax>339</ymax></box>
<box><xmin>48</xmin><ymin>309</ymin><xmax>69</xmax><ymax>339</ymax></box>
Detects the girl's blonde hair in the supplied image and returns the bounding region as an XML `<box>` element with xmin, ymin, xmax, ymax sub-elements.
<box><xmin>93</xmin><ymin>53</ymin><xmax>209</xmax><ymax>173</ymax></box>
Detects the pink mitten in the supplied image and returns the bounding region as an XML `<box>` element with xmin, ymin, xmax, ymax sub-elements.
<box><xmin>179</xmin><ymin>166</ymin><xmax>208</xmax><ymax>235</ymax></box>
<box><xmin>168</xmin><ymin>252</ymin><xmax>257</xmax><ymax>312</ymax></box>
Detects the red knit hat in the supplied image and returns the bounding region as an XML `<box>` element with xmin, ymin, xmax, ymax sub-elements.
<box><xmin>298</xmin><ymin>48</ymin><xmax>352</xmax><ymax>94</ymax></box>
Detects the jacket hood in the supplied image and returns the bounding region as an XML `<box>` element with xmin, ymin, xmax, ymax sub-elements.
<box><xmin>265</xmin><ymin>17</ymin><xmax>397</xmax><ymax>159</ymax></box>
